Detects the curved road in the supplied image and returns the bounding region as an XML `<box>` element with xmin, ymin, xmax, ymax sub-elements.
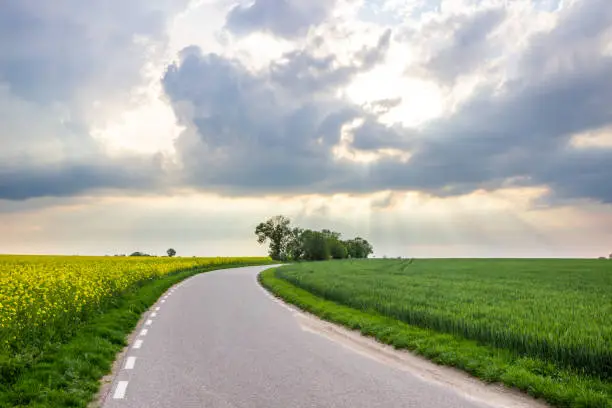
<box><xmin>102</xmin><ymin>265</ymin><xmax>493</xmax><ymax>408</ymax></box>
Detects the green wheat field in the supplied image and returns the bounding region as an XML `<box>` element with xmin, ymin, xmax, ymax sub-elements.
<box><xmin>276</xmin><ymin>259</ymin><xmax>612</xmax><ymax>378</ymax></box>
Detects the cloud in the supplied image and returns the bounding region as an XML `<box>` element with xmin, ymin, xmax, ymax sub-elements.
<box><xmin>163</xmin><ymin>55</ymin><xmax>348</xmax><ymax>193</ymax></box>
<box><xmin>3</xmin><ymin>0</ymin><xmax>611</xmax><ymax>207</ymax></box>
<box><xmin>0</xmin><ymin>157</ymin><xmax>163</xmax><ymax>200</ymax></box>
<box><xmin>226</xmin><ymin>0</ymin><xmax>338</xmax><ymax>39</ymax></box>
<box><xmin>399</xmin><ymin>0</ymin><xmax>612</xmax><ymax>202</ymax></box>
<box><xmin>162</xmin><ymin>39</ymin><xmax>403</xmax><ymax>194</ymax></box>
<box><xmin>269</xmin><ymin>29</ymin><xmax>391</xmax><ymax>95</ymax></box>
<box><xmin>0</xmin><ymin>0</ymin><xmax>189</xmax><ymax>200</ymax></box>
<box><xmin>162</xmin><ymin>0</ymin><xmax>612</xmax><ymax>204</ymax></box>
<box><xmin>413</xmin><ymin>7</ymin><xmax>507</xmax><ymax>84</ymax></box>
<box><xmin>0</xmin><ymin>0</ymin><xmax>188</xmax><ymax>104</ymax></box>
<box><xmin>3</xmin><ymin>0</ymin><xmax>612</xmax><ymax>258</ymax></box>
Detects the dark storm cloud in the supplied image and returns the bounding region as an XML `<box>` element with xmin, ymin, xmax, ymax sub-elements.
<box><xmin>537</xmin><ymin>148</ymin><xmax>612</xmax><ymax>204</ymax></box>
<box><xmin>164</xmin><ymin>0</ymin><xmax>612</xmax><ymax>203</ymax></box>
<box><xmin>0</xmin><ymin>158</ymin><xmax>163</xmax><ymax>200</ymax></box>
<box><xmin>225</xmin><ymin>0</ymin><xmax>337</xmax><ymax>39</ymax></box>
<box><xmin>162</xmin><ymin>48</ymin><xmax>356</xmax><ymax>193</ymax></box>
<box><xmin>161</xmin><ymin>47</ymin><xmax>414</xmax><ymax>195</ymax></box>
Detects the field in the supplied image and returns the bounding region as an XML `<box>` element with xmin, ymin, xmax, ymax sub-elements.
<box><xmin>0</xmin><ymin>255</ymin><xmax>270</xmax><ymax>354</ymax></box>
<box><xmin>0</xmin><ymin>255</ymin><xmax>272</xmax><ymax>407</ymax></box>
<box><xmin>263</xmin><ymin>259</ymin><xmax>612</xmax><ymax>407</ymax></box>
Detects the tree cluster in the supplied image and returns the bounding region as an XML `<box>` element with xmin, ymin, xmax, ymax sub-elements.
<box><xmin>255</xmin><ymin>215</ymin><xmax>373</xmax><ymax>261</ymax></box>
<box><xmin>129</xmin><ymin>251</ymin><xmax>152</xmax><ymax>257</ymax></box>
<box><xmin>115</xmin><ymin>248</ymin><xmax>176</xmax><ymax>257</ymax></box>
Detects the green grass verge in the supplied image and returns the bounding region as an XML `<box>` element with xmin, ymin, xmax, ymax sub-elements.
<box><xmin>0</xmin><ymin>261</ymin><xmax>273</xmax><ymax>408</ymax></box>
<box><xmin>259</xmin><ymin>267</ymin><xmax>612</xmax><ymax>408</ymax></box>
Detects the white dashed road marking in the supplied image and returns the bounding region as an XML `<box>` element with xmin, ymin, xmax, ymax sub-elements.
<box><xmin>161</xmin><ymin>300</ymin><xmax>166</xmax><ymax>303</ymax></box>
<box><xmin>125</xmin><ymin>356</ymin><xmax>136</xmax><ymax>370</ymax></box>
<box><xmin>151</xmin><ymin>312</ymin><xmax>157</xmax><ymax>317</ymax></box>
<box><xmin>155</xmin><ymin>307</ymin><xmax>161</xmax><ymax>311</ymax></box>
<box><xmin>113</xmin><ymin>381</ymin><xmax>129</xmax><ymax>399</ymax></box>
<box><xmin>145</xmin><ymin>319</ymin><xmax>153</xmax><ymax>326</ymax></box>
<box><xmin>133</xmin><ymin>339</ymin><xmax>143</xmax><ymax>349</ymax></box>
<box><xmin>140</xmin><ymin>328</ymin><xmax>148</xmax><ymax>336</ymax></box>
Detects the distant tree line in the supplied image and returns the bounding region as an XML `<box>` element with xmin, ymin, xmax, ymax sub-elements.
<box><xmin>255</xmin><ymin>215</ymin><xmax>373</xmax><ymax>261</ymax></box>
<box><xmin>129</xmin><ymin>251</ymin><xmax>153</xmax><ymax>257</ymax></box>
<box><xmin>113</xmin><ymin>248</ymin><xmax>177</xmax><ymax>257</ymax></box>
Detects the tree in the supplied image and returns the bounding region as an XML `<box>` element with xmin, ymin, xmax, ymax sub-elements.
<box><xmin>301</xmin><ymin>230</ymin><xmax>330</xmax><ymax>261</ymax></box>
<box><xmin>167</xmin><ymin>248</ymin><xmax>176</xmax><ymax>257</ymax></box>
<box><xmin>329</xmin><ymin>239</ymin><xmax>348</xmax><ymax>259</ymax></box>
<box><xmin>254</xmin><ymin>216</ymin><xmax>374</xmax><ymax>262</ymax></box>
<box><xmin>129</xmin><ymin>251</ymin><xmax>151</xmax><ymax>257</ymax></box>
<box><xmin>255</xmin><ymin>215</ymin><xmax>292</xmax><ymax>261</ymax></box>
<box><xmin>321</xmin><ymin>229</ymin><xmax>342</xmax><ymax>240</ymax></box>
<box><xmin>319</xmin><ymin>229</ymin><xmax>347</xmax><ymax>260</ymax></box>
<box><xmin>286</xmin><ymin>227</ymin><xmax>305</xmax><ymax>261</ymax></box>
<box><xmin>609</xmin><ymin>253</ymin><xmax>612</xmax><ymax>260</ymax></box>
<box><xmin>345</xmin><ymin>237</ymin><xmax>373</xmax><ymax>259</ymax></box>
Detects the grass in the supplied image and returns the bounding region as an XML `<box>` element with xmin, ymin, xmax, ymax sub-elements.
<box><xmin>260</xmin><ymin>259</ymin><xmax>612</xmax><ymax>408</ymax></box>
<box><xmin>0</xmin><ymin>258</ymin><xmax>273</xmax><ymax>408</ymax></box>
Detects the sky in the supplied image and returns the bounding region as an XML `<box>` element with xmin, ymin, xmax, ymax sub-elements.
<box><xmin>1</xmin><ymin>0</ymin><xmax>611</xmax><ymax>258</ymax></box>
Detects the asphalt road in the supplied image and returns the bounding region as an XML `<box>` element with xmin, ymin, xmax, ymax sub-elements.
<box><xmin>102</xmin><ymin>265</ymin><xmax>492</xmax><ymax>408</ymax></box>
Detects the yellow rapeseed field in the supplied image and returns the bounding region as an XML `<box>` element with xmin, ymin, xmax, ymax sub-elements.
<box><xmin>0</xmin><ymin>255</ymin><xmax>269</xmax><ymax>351</ymax></box>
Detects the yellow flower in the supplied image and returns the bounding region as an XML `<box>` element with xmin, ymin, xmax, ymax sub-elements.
<box><xmin>0</xmin><ymin>254</ymin><xmax>269</xmax><ymax>351</ymax></box>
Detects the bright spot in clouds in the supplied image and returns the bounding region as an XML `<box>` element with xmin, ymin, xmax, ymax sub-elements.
<box><xmin>570</xmin><ymin>126</ymin><xmax>612</xmax><ymax>149</ymax></box>
<box><xmin>346</xmin><ymin>65</ymin><xmax>445</xmax><ymax>127</ymax></box>
<box><xmin>91</xmin><ymin>83</ymin><xmax>182</xmax><ymax>156</ymax></box>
